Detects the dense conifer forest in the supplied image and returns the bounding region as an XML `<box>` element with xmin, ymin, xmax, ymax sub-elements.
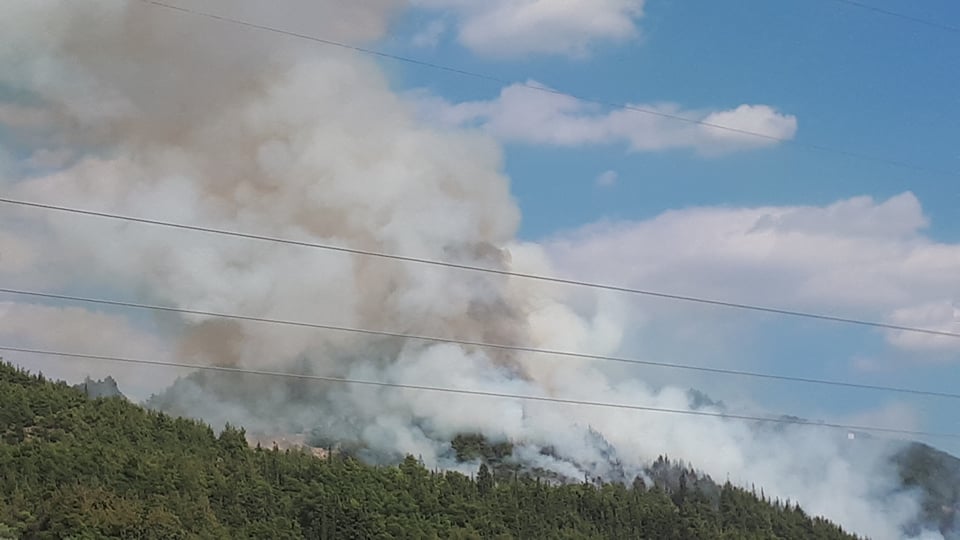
<box><xmin>0</xmin><ymin>362</ymin><xmax>860</xmax><ymax>539</ymax></box>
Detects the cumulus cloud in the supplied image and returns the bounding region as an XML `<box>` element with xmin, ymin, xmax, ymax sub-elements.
<box><xmin>0</xmin><ymin>1</ymin><xmax>948</xmax><ymax>538</ymax></box>
<box><xmin>414</xmin><ymin>81</ymin><xmax>797</xmax><ymax>154</ymax></box>
<box><xmin>411</xmin><ymin>0</ymin><xmax>644</xmax><ymax>58</ymax></box>
<box><xmin>545</xmin><ymin>192</ymin><xmax>960</xmax><ymax>357</ymax></box>
<box><xmin>886</xmin><ymin>301</ymin><xmax>960</xmax><ymax>354</ymax></box>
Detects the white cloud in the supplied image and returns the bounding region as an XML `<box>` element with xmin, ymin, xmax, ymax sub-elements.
<box><xmin>544</xmin><ymin>192</ymin><xmax>960</xmax><ymax>358</ymax></box>
<box><xmin>0</xmin><ymin>2</ymin><xmax>947</xmax><ymax>536</ymax></box>
<box><xmin>413</xmin><ymin>81</ymin><xmax>797</xmax><ymax>154</ymax></box>
<box><xmin>595</xmin><ymin>169</ymin><xmax>618</xmax><ymax>187</ymax></box>
<box><xmin>698</xmin><ymin>105</ymin><xmax>799</xmax><ymax>152</ymax></box>
<box><xmin>411</xmin><ymin>0</ymin><xmax>644</xmax><ymax>58</ymax></box>
<box><xmin>886</xmin><ymin>301</ymin><xmax>960</xmax><ymax>354</ymax></box>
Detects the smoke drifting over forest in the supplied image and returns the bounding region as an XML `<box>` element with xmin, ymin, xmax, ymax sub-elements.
<box><xmin>0</xmin><ymin>2</ymin><xmax>947</xmax><ymax>539</ymax></box>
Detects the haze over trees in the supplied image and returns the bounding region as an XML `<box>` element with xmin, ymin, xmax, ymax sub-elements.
<box><xmin>0</xmin><ymin>362</ymin><xmax>861</xmax><ymax>539</ymax></box>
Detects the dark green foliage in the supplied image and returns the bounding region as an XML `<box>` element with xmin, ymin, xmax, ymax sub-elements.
<box><xmin>451</xmin><ymin>433</ymin><xmax>514</xmax><ymax>464</ymax></box>
<box><xmin>0</xmin><ymin>362</ymin><xmax>860</xmax><ymax>539</ymax></box>
<box><xmin>893</xmin><ymin>442</ymin><xmax>960</xmax><ymax>538</ymax></box>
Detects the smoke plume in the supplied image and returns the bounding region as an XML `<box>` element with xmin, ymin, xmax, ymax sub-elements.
<box><xmin>0</xmin><ymin>2</ymin><xmax>946</xmax><ymax>539</ymax></box>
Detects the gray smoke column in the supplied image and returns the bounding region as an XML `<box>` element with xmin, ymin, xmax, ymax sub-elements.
<box><xmin>0</xmin><ymin>0</ymin><xmax>528</xmax><ymax>366</ymax></box>
<box><xmin>0</xmin><ymin>2</ymin><xmax>945</xmax><ymax>539</ymax></box>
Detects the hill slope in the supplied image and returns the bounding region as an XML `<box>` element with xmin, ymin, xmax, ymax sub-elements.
<box><xmin>894</xmin><ymin>442</ymin><xmax>960</xmax><ymax>539</ymax></box>
<box><xmin>0</xmin><ymin>362</ymin><xmax>859</xmax><ymax>539</ymax></box>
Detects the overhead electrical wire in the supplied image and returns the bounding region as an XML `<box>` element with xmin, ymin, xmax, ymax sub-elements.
<box><xmin>2</xmin><ymin>196</ymin><xmax>959</xmax><ymax>343</ymax></box>
<box><xmin>821</xmin><ymin>0</ymin><xmax>960</xmax><ymax>33</ymax></box>
<box><xmin>1</xmin><ymin>1</ymin><xmax>954</xmax><ymax>443</ymax></box>
<box><xmin>2</xmin><ymin>286</ymin><xmax>959</xmax><ymax>402</ymax></box>
<box><xmin>137</xmin><ymin>0</ymin><xmax>958</xmax><ymax>179</ymax></box>
<box><xmin>3</xmin><ymin>344</ymin><xmax>958</xmax><ymax>440</ymax></box>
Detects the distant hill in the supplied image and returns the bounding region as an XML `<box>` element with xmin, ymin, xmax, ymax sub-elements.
<box><xmin>685</xmin><ymin>386</ymin><xmax>960</xmax><ymax>539</ymax></box>
<box><xmin>894</xmin><ymin>442</ymin><xmax>960</xmax><ymax>539</ymax></box>
<box><xmin>0</xmin><ymin>362</ymin><xmax>860</xmax><ymax>539</ymax></box>
<box><xmin>144</xmin><ymin>369</ymin><xmax>960</xmax><ymax>538</ymax></box>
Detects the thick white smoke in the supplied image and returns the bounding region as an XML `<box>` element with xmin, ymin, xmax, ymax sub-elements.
<box><xmin>0</xmin><ymin>2</ymin><xmax>943</xmax><ymax>539</ymax></box>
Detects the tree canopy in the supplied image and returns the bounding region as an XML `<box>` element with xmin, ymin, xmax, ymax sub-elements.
<box><xmin>0</xmin><ymin>362</ymin><xmax>859</xmax><ymax>539</ymax></box>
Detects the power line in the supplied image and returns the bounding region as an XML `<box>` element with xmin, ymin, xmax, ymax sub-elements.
<box><xmin>822</xmin><ymin>0</ymin><xmax>960</xmax><ymax>34</ymax></box>
<box><xmin>3</xmin><ymin>196</ymin><xmax>959</xmax><ymax>342</ymax></box>
<box><xmin>138</xmin><ymin>0</ymin><xmax>958</xmax><ymax>179</ymax></box>
<box><xmin>3</xmin><ymin>344</ymin><xmax>957</xmax><ymax>440</ymax></box>
<box><xmin>2</xmin><ymin>286</ymin><xmax>959</xmax><ymax>402</ymax></box>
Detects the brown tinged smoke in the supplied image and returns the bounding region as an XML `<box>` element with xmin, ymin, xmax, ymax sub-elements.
<box><xmin>0</xmin><ymin>2</ymin><xmax>945</xmax><ymax>539</ymax></box>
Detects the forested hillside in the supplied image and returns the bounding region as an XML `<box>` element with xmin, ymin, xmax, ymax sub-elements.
<box><xmin>894</xmin><ymin>442</ymin><xmax>960</xmax><ymax>538</ymax></box>
<box><xmin>0</xmin><ymin>362</ymin><xmax>859</xmax><ymax>539</ymax></box>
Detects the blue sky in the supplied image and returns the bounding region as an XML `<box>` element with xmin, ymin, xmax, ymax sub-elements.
<box><xmin>1</xmin><ymin>3</ymin><xmax>955</xmax><ymax>535</ymax></box>
<box><xmin>0</xmin><ymin>0</ymin><xmax>957</xmax><ymax>460</ymax></box>
<box><xmin>379</xmin><ymin>0</ymin><xmax>960</xmax><ymax>452</ymax></box>
<box><xmin>386</xmin><ymin>0</ymin><xmax>960</xmax><ymax>240</ymax></box>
